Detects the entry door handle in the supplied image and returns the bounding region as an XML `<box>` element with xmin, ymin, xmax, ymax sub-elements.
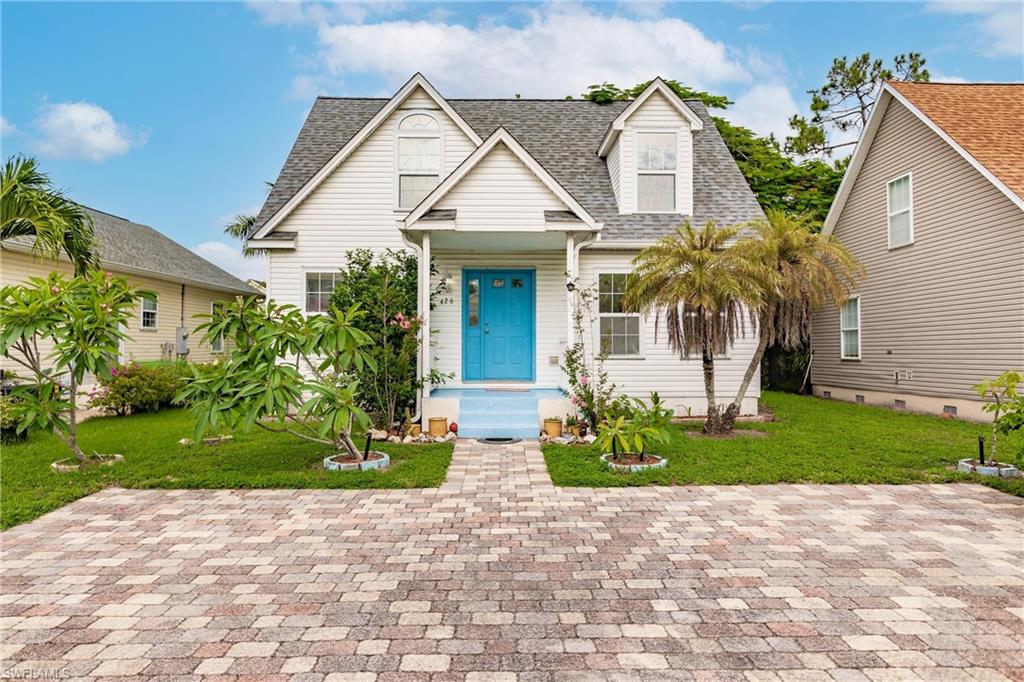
<box><xmin>484</xmin><ymin>323</ymin><xmax>490</xmax><ymax>335</ymax></box>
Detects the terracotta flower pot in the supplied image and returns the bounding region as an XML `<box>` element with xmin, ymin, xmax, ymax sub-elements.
<box><xmin>428</xmin><ymin>417</ymin><xmax>448</xmax><ymax>438</ymax></box>
<box><xmin>543</xmin><ymin>419</ymin><xmax>563</xmax><ymax>437</ymax></box>
<box><xmin>568</xmin><ymin>425</ymin><xmax>582</xmax><ymax>439</ymax></box>
<box><xmin>408</xmin><ymin>424</ymin><xmax>422</xmax><ymax>438</ymax></box>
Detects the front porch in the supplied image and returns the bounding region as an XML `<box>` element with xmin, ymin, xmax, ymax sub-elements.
<box><xmin>425</xmin><ymin>387</ymin><xmax>570</xmax><ymax>439</ymax></box>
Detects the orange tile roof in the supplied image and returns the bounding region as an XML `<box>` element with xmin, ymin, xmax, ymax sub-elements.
<box><xmin>887</xmin><ymin>81</ymin><xmax>1024</xmax><ymax>200</ymax></box>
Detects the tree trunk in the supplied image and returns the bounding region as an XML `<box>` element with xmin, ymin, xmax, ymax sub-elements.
<box><xmin>701</xmin><ymin>343</ymin><xmax>727</xmax><ymax>434</ymax></box>
<box><xmin>66</xmin><ymin>375</ymin><xmax>86</xmax><ymax>462</ymax></box>
<box><xmin>726</xmin><ymin>326</ymin><xmax>771</xmax><ymax>430</ymax></box>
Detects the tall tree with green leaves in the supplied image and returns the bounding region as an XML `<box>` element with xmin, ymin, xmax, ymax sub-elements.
<box><xmin>1</xmin><ymin>155</ymin><xmax>98</xmax><ymax>275</ymax></box>
<box><xmin>786</xmin><ymin>52</ymin><xmax>930</xmax><ymax>157</ymax></box>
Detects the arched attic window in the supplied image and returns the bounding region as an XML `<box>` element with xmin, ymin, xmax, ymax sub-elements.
<box><xmin>397</xmin><ymin>112</ymin><xmax>442</xmax><ymax>209</ymax></box>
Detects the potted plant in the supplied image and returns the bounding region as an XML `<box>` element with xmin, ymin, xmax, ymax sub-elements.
<box><xmin>543</xmin><ymin>416</ymin><xmax>563</xmax><ymax>438</ymax></box>
<box><xmin>566</xmin><ymin>414</ymin><xmax>582</xmax><ymax>439</ymax></box>
<box><xmin>595</xmin><ymin>402</ymin><xmax>671</xmax><ymax>472</ymax></box>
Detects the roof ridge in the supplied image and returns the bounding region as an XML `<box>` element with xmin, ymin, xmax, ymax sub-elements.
<box><xmin>888</xmin><ymin>80</ymin><xmax>1024</xmax><ymax>86</ymax></box>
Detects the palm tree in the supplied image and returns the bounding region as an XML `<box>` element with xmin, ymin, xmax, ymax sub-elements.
<box><xmin>728</xmin><ymin>210</ymin><xmax>863</xmax><ymax>422</ymax></box>
<box><xmin>1</xmin><ymin>156</ymin><xmax>98</xmax><ymax>275</ymax></box>
<box><xmin>625</xmin><ymin>221</ymin><xmax>765</xmax><ymax>434</ymax></box>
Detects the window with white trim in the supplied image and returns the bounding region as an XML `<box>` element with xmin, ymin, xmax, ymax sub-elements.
<box><xmin>636</xmin><ymin>132</ymin><xmax>676</xmax><ymax>212</ymax></box>
<box><xmin>305</xmin><ymin>271</ymin><xmax>340</xmax><ymax>314</ymax></box>
<box><xmin>840</xmin><ymin>296</ymin><xmax>860</xmax><ymax>360</ymax></box>
<box><xmin>210</xmin><ymin>301</ymin><xmax>225</xmax><ymax>353</ymax></box>
<box><xmin>397</xmin><ymin>113</ymin><xmax>441</xmax><ymax>209</ymax></box>
<box><xmin>887</xmin><ymin>174</ymin><xmax>913</xmax><ymax>248</ymax></box>
<box><xmin>598</xmin><ymin>273</ymin><xmax>641</xmax><ymax>356</ymax></box>
<box><xmin>140</xmin><ymin>294</ymin><xmax>158</xmax><ymax>330</ymax></box>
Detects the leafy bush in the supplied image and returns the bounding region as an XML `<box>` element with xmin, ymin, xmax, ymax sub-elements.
<box><xmin>329</xmin><ymin>249</ymin><xmax>450</xmax><ymax>431</ymax></box>
<box><xmin>595</xmin><ymin>393</ymin><xmax>672</xmax><ymax>461</ymax></box>
<box><xmin>562</xmin><ymin>282</ymin><xmax>620</xmax><ymax>431</ymax></box>
<box><xmin>87</xmin><ymin>362</ymin><xmax>186</xmax><ymax>416</ymax></box>
<box><xmin>0</xmin><ymin>394</ymin><xmax>24</xmax><ymax>442</ymax></box>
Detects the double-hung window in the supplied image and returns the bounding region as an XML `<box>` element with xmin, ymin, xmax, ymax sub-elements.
<box><xmin>636</xmin><ymin>132</ymin><xmax>676</xmax><ymax>212</ymax></box>
<box><xmin>397</xmin><ymin>113</ymin><xmax>442</xmax><ymax>209</ymax></box>
<box><xmin>598</xmin><ymin>273</ymin><xmax>641</xmax><ymax>357</ymax></box>
<box><xmin>140</xmin><ymin>294</ymin><xmax>158</xmax><ymax>330</ymax></box>
<box><xmin>887</xmin><ymin>173</ymin><xmax>913</xmax><ymax>248</ymax></box>
<box><xmin>840</xmin><ymin>296</ymin><xmax>860</xmax><ymax>360</ymax></box>
<box><xmin>210</xmin><ymin>301</ymin><xmax>225</xmax><ymax>353</ymax></box>
<box><xmin>305</xmin><ymin>271</ymin><xmax>340</xmax><ymax>314</ymax></box>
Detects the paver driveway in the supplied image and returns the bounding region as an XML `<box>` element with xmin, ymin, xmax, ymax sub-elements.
<box><xmin>2</xmin><ymin>440</ymin><xmax>1023</xmax><ymax>681</ymax></box>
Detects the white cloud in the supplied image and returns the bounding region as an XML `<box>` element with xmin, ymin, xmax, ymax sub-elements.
<box><xmin>927</xmin><ymin>2</ymin><xmax>1023</xmax><ymax>58</ymax></box>
<box><xmin>618</xmin><ymin>1</ymin><xmax>667</xmax><ymax>18</ymax></box>
<box><xmin>247</xmin><ymin>1</ymin><xmax>405</xmax><ymax>26</ymax></box>
<box><xmin>931</xmin><ymin>72</ymin><xmax>970</xmax><ymax>84</ymax></box>
<box><xmin>726</xmin><ymin>82</ymin><xmax>800</xmax><ymax>142</ymax></box>
<box><xmin>34</xmin><ymin>102</ymin><xmax>143</xmax><ymax>161</ymax></box>
<box><xmin>0</xmin><ymin>116</ymin><xmax>16</xmax><ymax>137</ymax></box>
<box><xmin>192</xmin><ymin>240</ymin><xmax>266</xmax><ymax>282</ymax></box>
<box><xmin>305</xmin><ymin>4</ymin><xmax>751</xmax><ymax>98</ymax></box>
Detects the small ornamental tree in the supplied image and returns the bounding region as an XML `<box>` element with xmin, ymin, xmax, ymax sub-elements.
<box><xmin>178</xmin><ymin>298</ymin><xmax>376</xmax><ymax>459</ymax></box>
<box><xmin>975</xmin><ymin>370</ymin><xmax>1023</xmax><ymax>462</ymax></box>
<box><xmin>0</xmin><ymin>272</ymin><xmax>141</xmax><ymax>461</ymax></box>
<box><xmin>561</xmin><ymin>281</ymin><xmax>620</xmax><ymax>431</ymax></box>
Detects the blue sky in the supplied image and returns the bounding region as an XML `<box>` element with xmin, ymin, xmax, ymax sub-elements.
<box><xmin>3</xmin><ymin>1</ymin><xmax>1021</xmax><ymax>280</ymax></box>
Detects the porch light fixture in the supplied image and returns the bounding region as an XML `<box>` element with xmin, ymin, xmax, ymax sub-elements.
<box><xmin>565</xmin><ymin>281</ymin><xmax>575</xmax><ymax>292</ymax></box>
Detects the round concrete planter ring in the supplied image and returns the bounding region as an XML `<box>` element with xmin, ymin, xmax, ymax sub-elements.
<box><xmin>601</xmin><ymin>452</ymin><xmax>667</xmax><ymax>473</ymax></box>
<box><xmin>324</xmin><ymin>451</ymin><xmax>391</xmax><ymax>472</ymax></box>
<box><xmin>957</xmin><ymin>459</ymin><xmax>1020</xmax><ymax>478</ymax></box>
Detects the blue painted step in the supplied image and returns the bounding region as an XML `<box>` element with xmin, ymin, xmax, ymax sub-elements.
<box><xmin>457</xmin><ymin>391</ymin><xmax>540</xmax><ymax>439</ymax></box>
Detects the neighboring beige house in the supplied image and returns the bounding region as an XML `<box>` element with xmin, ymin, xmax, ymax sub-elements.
<box><xmin>1</xmin><ymin>206</ymin><xmax>260</xmax><ymax>372</ymax></box>
<box><xmin>811</xmin><ymin>82</ymin><xmax>1024</xmax><ymax>421</ymax></box>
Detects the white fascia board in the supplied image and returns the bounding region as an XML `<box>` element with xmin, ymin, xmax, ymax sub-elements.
<box><xmin>252</xmin><ymin>73</ymin><xmax>483</xmax><ymax>240</ymax></box>
<box><xmin>598</xmin><ymin>77</ymin><xmax>704</xmax><ymax>158</ymax></box>
<box><xmin>405</xmin><ymin>127</ymin><xmax>599</xmax><ymax>230</ymax></box>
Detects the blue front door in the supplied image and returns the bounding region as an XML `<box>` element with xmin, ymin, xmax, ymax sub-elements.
<box><xmin>463</xmin><ymin>269</ymin><xmax>535</xmax><ymax>381</ymax></box>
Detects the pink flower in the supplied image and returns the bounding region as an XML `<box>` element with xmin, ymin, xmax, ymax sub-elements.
<box><xmin>400</xmin><ymin>320</ymin><xmax>411</xmax><ymax>330</ymax></box>
<box><xmin>570</xmin><ymin>395</ymin><xmax>580</xmax><ymax>405</ymax></box>
<box><xmin>50</xmin><ymin>286</ymin><xmax>60</xmax><ymax>295</ymax></box>
<box><xmin>579</xmin><ymin>375</ymin><xmax>589</xmax><ymax>386</ymax></box>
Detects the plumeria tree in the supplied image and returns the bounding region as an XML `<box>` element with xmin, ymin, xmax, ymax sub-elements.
<box><xmin>0</xmin><ymin>272</ymin><xmax>140</xmax><ymax>461</ymax></box>
<box><xmin>178</xmin><ymin>298</ymin><xmax>376</xmax><ymax>459</ymax></box>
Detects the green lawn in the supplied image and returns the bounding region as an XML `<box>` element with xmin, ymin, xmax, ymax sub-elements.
<box><xmin>0</xmin><ymin>409</ymin><xmax>453</xmax><ymax>529</ymax></box>
<box><xmin>544</xmin><ymin>391</ymin><xmax>1024</xmax><ymax>497</ymax></box>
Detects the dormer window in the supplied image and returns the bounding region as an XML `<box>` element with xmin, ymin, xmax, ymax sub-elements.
<box><xmin>397</xmin><ymin>112</ymin><xmax>442</xmax><ymax>209</ymax></box>
<box><xmin>636</xmin><ymin>132</ymin><xmax>676</xmax><ymax>212</ymax></box>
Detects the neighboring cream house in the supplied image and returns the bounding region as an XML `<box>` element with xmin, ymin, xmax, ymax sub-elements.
<box><xmin>1</xmin><ymin>206</ymin><xmax>260</xmax><ymax>372</ymax></box>
<box><xmin>812</xmin><ymin>82</ymin><xmax>1024</xmax><ymax>421</ymax></box>
<box><xmin>247</xmin><ymin>74</ymin><xmax>765</xmax><ymax>438</ymax></box>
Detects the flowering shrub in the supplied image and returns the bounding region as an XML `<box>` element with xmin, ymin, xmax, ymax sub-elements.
<box><xmin>330</xmin><ymin>249</ymin><xmax>451</xmax><ymax>431</ymax></box>
<box><xmin>562</xmin><ymin>282</ymin><xmax>621</xmax><ymax>430</ymax></box>
<box><xmin>88</xmin><ymin>362</ymin><xmax>186</xmax><ymax>416</ymax></box>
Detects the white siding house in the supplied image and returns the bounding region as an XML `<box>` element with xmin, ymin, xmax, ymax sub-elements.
<box><xmin>248</xmin><ymin>75</ymin><xmax>765</xmax><ymax>437</ymax></box>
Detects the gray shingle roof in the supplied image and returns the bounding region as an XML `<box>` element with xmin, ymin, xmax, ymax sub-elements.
<box><xmin>254</xmin><ymin>97</ymin><xmax>764</xmax><ymax>241</ymax></box>
<box><xmin>7</xmin><ymin>207</ymin><xmax>259</xmax><ymax>295</ymax></box>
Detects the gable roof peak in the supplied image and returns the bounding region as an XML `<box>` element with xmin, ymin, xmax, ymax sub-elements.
<box><xmin>597</xmin><ymin>77</ymin><xmax>703</xmax><ymax>158</ymax></box>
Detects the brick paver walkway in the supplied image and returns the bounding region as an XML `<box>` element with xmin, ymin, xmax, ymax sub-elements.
<box><xmin>2</xmin><ymin>440</ymin><xmax>1023</xmax><ymax>680</ymax></box>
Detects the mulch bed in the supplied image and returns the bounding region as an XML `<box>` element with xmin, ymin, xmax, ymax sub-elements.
<box><xmin>326</xmin><ymin>451</ymin><xmax>387</xmax><ymax>465</ymax></box>
<box><xmin>605</xmin><ymin>453</ymin><xmax>664</xmax><ymax>466</ymax></box>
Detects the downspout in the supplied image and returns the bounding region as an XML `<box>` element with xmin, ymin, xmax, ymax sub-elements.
<box><xmin>400</xmin><ymin>230</ymin><xmax>424</xmax><ymax>424</ymax></box>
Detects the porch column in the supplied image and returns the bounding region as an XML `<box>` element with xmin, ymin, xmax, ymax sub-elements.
<box><xmin>565</xmin><ymin>232</ymin><xmax>575</xmax><ymax>345</ymax></box>
<box><xmin>420</xmin><ymin>231</ymin><xmax>431</xmax><ymax>388</ymax></box>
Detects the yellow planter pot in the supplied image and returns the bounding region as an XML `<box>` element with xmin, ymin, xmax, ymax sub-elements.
<box><xmin>428</xmin><ymin>417</ymin><xmax>448</xmax><ymax>438</ymax></box>
<box><xmin>543</xmin><ymin>419</ymin><xmax>562</xmax><ymax>438</ymax></box>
